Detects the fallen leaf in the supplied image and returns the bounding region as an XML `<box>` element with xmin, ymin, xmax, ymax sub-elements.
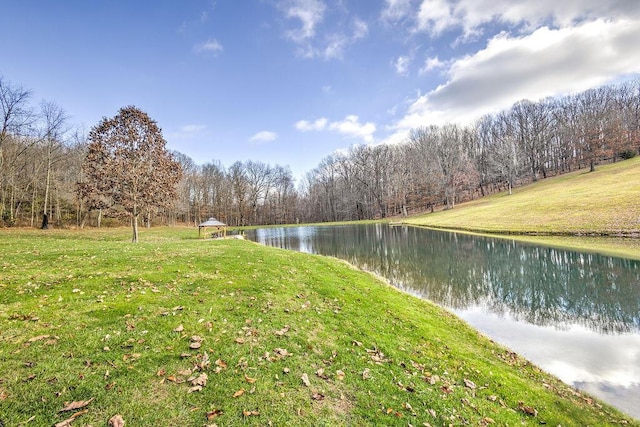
<box><xmin>55</xmin><ymin>409</ymin><xmax>89</xmax><ymax>427</ymax></box>
<box><xmin>312</xmin><ymin>392</ymin><xmax>325</xmax><ymax>401</ymax></box>
<box><xmin>206</xmin><ymin>409</ymin><xmax>223</xmax><ymax>420</ymax></box>
<box><xmin>189</xmin><ymin>342</ymin><xmax>202</xmax><ymax>349</ymax></box>
<box><xmin>234</xmin><ymin>337</ymin><xmax>245</xmax><ymax>344</ymax></box>
<box><xmin>173</xmin><ymin>325</ymin><xmax>184</xmax><ymax>332</ymax></box>
<box><xmin>301</xmin><ymin>373</ymin><xmax>311</xmax><ymax>387</ymax></box>
<box><xmin>242</xmin><ymin>410</ymin><xmax>259</xmax><ymax>417</ymax></box>
<box><xmin>188</xmin><ymin>385</ymin><xmax>203</xmax><ymax>393</ymax></box>
<box><xmin>464</xmin><ymin>378</ymin><xmax>477</xmax><ymax>390</ymax></box>
<box><xmin>156</xmin><ymin>368</ymin><xmax>166</xmax><ymax>377</ymax></box>
<box><xmin>28</xmin><ymin>335</ymin><xmax>51</xmax><ymax>343</ymax></box>
<box><xmin>316</xmin><ymin>368</ymin><xmax>328</xmax><ymax>380</ymax></box>
<box><xmin>274</xmin><ymin>325</ymin><xmax>290</xmax><ymax>336</ymax></box>
<box><xmin>274</xmin><ymin>348</ymin><xmax>290</xmax><ymax>358</ymax></box>
<box><xmin>244</xmin><ymin>375</ymin><xmax>257</xmax><ymax>384</ymax></box>
<box><xmin>191</xmin><ymin>373</ymin><xmax>208</xmax><ymax>387</ymax></box>
<box><xmin>59</xmin><ymin>398</ymin><xmax>94</xmax><ymax>412</ymax></box>
<box><xmin>362</xmin><ymin>368</ymin><xmax>371</xmax><ymax>380</ymax></box>
<box><xmin>336</xmin><ymin>370</ymin><xmax>345</xmax><ymax>381</ymax></box>
<box><xmin>108</xmin><ymin>414</ymin><xmax>125</xmax><ymax>427</ymax></box>
<box><xmin>352</xmin><ymin>340</ymin><xmax>362</xmax><ymax>347</ymax></box>
<box><xmin>215</xmin><ymin>359</ymin><xmax>227</xmax><ymax>369</ymax></box>
<box><xmin>518</xmin><ymin>401</ymin><xmax>538</xmax><ymax>417</ymax></box>
<box><xmin>233</xmin><ymin>388</ymin><xmax>245</xmax><ymax>398</ymax></box>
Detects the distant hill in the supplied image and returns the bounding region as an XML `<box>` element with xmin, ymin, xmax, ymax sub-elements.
<box><xmin>405</xmin><ymin>157</ymin><xmax>640</xmax><ymax>236</ymax></box>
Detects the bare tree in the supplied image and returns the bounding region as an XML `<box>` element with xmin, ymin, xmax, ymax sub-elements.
<box><xmin>80</xmin><ymin>106</ymin><xmax>182</xmax><ymax>242</ymax></box>
<box><xmin>38</xmin><ymin>100</ymin><xmax>69</xmax><ymax>228</ymax></box>
<box><xmin>0</xmin><ymin>76</ymin><xmax>35</xmax><ymax>223</ymax></box>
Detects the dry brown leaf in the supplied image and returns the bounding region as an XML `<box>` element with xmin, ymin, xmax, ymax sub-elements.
<box><xmin>191</xmin><ymin>335</ymin><xmax>203</xmax><ymax>342</ymax></box>
<box><xmin>233</xmin><ymin>388</ymin><xmax>246</xmax><ymax>398</ymax></box>
<box><xmin>188</xmin><ymin>385</ymin><xmax>203</xmax><ymax>393</ymax></box>
<box><xmin>215</xmin><ymin>359</ymin><xmax>227</xmax><ymax>369</ymax></box>
<box><xmin>173</xmin><ymin>325</ymin><xmax>184</xmax><ymax>332</ymax></box>
<box><xmin>55</xmin><ymin>409</ymin><xmax>89</xmax><ymax>427</ymax></box>
<box><xmin>301</xmin><ymin>373</ymin><xmax>311</xmax><ymax>387</ymax></box>
<box><xmin>189</xmin><ymin>342</ymin><xmax>202</xmax><ymax>349</ymax></box>
<box><xmin>206</xmin><ymin>408</ymin><xmax>223</xmax><ymax>420</ymax></box>
<box><xmin>108</xmin><ymin>414</ymin><xmax>125</xmax><ymax>427</ymax></box>
<box><xmin>28</xmin><ymin>335</ymin><xmax>51</xmax><ymax>343</ymax></box>
<box><xmin>274</xmin><ymin>325</ymin><xmax>290</xmax><ymax>336</ymax></box>
<box><xmin>361</xmin><ymin>368</ymin><xmax>371</xmax><ymax>380</ymax></box>
<box><xmin>336</xmin><ymin>370</ymin><xmax>345</xmax><ymax>381</ymax></box>
<box><xmin>274</xmin><ymin>348</ymin><xmax>290</xmax><ymax>357</ymax></box>
<box><xmin>156</xmin><ymin>368</ymin><xmax>166</xmax><ymax>377</ymax></box>
<box><xmin>242</xmin><ymin>409</ymin><xmax>259</xmax><ymax>417</ymax></box>
<box><xmin>234</xmin><ymin>337</ymin><xmax>245</xmax><ymax>344</ymax></box>
<box><xmin>312</xmin><ymin>392</ymin><xmax>325</xmax><ymax>401</ymax></box>
<box><xmin>244</xmin><ymin>375</ymin><xmax>257</xmax><ymax>384</ymax></box>
<box><xmin>316</xmin><ymin>368</ymin><xmax>328</xmax><ymax>380</ymax></box>
<box><xmin>464</xmin><ymin>378</ymin><xmax>477</xmax><ymax>390</ymax></box>
<box><xmin>191</xmin><ymin>373</ymin><xmax>208</xmax><ymax>387</ymax></box>
<box><xmin>59</xmin><ymin>398</ymin><xmax>94</xmax><ymax>412</ymax></box>
<box><xmin>518</xmin><ymin>401</ymin><xmax>538</xmax><ymax>417</ymax></box>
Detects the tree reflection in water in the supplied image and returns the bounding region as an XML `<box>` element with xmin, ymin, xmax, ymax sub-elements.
<box><xmin>250</xmin><ymin>224</ymin><xmax>640</xmax><ymax>335</ymax></box>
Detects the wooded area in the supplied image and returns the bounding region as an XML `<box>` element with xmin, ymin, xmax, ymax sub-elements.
<box><xmin>1</xmin><ymin>76</ymin><xmax>638</xmax><ymax>228</ymax></box>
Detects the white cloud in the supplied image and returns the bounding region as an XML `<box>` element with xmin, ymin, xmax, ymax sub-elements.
<box><xmin>381</xmin><ymin>0</ymin><xmax>413</xmax><ymax>24</ymax></box>
<box><xmin>394</xmin><ymin>55</ymin><xmax>412</xmax><ymax>76</ymax></box>
<box><xmin>296</xmin><ymin>115</ymin><xmax>377</xmax><ymax>142</ymax></box>
<box><xmin>295</xmin><ymin>117</ymin><xmax>328</xmax><ymax>131</ymax></box>
<box><xmin>323</xmin><ymin>34</ymin><xmax>349</xmax><ymax>59</ymax></box>
<box><xmin>384</xmin><ymin>17</ymin><xmax>640</xmax><ymax>143</ymax></box>
<box><xmin>249</xmin><ymin>131</ymin><xmax>278</xmax><ymax>143</ymax></box>
<box><xmin>419</xmin><ymin>56</ymin><xmax>446</xmax><ymax>74</ymax></box>
<box><xmin>409</xmin><ymin>0</ymin><xmax>640</xmax><ymax>39</ymax></box>
<box><xmin>329</xmin><ymin>115</ymin><xmax>376</xmax><ymax>143</ymax></box>
<box><xmin>276</xmin><ymin>0</ymin><xmax>367</xmax><ymax>60</ymax></box>
<box><xmin>352</xmin><ymin>18</ymin><xmax>369</xmax><ymax>40</ymax></box>
<box><xmin>194</xmin><ymin>39</ymin><xmax>224</xmax><ymax>55</ymax></box>
<box><xmin>281</xmin><ymin>0</ymin><xmax>326</xmax><ymax>43</ymax></box>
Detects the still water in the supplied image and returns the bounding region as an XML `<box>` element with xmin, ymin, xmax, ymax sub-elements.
<box><xmin>246</xmin><ymin>224</ymin><xmax>640</xmax><ymax>418</ymax></box>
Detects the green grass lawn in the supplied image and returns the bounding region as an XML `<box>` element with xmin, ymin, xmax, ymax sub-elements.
<box><xmin>406</xmin><ymin>157</ymin><xmax>640</xmax><ymax>236</ymax></box>
<box><xmin>0</xmin><ymin>227</ymin><xmax>636</xmax><ymax>426</ymax></box>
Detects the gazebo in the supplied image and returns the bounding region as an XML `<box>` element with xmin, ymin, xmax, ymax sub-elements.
<box><xmin>198</xmin><ymin>217</ymin><xmax>227</xmax><ymax>239</ymax></box>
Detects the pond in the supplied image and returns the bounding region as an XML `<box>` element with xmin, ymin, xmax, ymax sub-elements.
<box><xmin>246</xmin><ymin>224</ymin><xmax>640</xmax><ymax>419</ymax></box>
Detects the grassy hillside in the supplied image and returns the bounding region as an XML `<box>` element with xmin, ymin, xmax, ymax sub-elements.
<box><xmin>406</xmin><ymin>157</ymin><xmax>640</xmax><ymax>236</ymax></box>
<box><xmin>0</xmin><ymin>227</ymin><xmax>636</xmax><ymax>426</ymax></box>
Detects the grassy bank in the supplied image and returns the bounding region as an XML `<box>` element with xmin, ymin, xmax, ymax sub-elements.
<box><xmin>0</xmin><ymin>227</ymin><xmax>636</xmax><ymax>426</ymax></box>
<box><xmin>405</xmin><ymin>157</ymin><xmax>640</xmax><ymax>237</ymax></box>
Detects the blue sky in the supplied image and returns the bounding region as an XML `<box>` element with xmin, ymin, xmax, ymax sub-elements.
<box><xmin>2</xmin><ymin>0</ymin><xmax>640</xmax><ymax>180</ymax></box>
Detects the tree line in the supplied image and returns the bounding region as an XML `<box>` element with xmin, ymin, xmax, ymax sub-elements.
<box><xmin>1</xmin><ymin>75</ymin><xmax>638</xmax><ymax>229</ymax></box>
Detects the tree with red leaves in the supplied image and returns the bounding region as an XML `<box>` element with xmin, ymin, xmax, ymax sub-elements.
<box><xmin>79</xmin><ymin>106</ymin><xmax>182</xmax><ymax>242</ymax></box>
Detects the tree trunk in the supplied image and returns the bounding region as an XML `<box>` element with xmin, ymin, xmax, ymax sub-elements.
<box><xmin>132</xmin><ymin>214</ymin><xmax>139</xmax><ymax>243</ymax></box>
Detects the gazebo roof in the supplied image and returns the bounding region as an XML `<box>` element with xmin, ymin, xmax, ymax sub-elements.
<box><xmin>198</xmin><ymin>217</ymin><xmax>226</xmax><ymax>227</ymax></box>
